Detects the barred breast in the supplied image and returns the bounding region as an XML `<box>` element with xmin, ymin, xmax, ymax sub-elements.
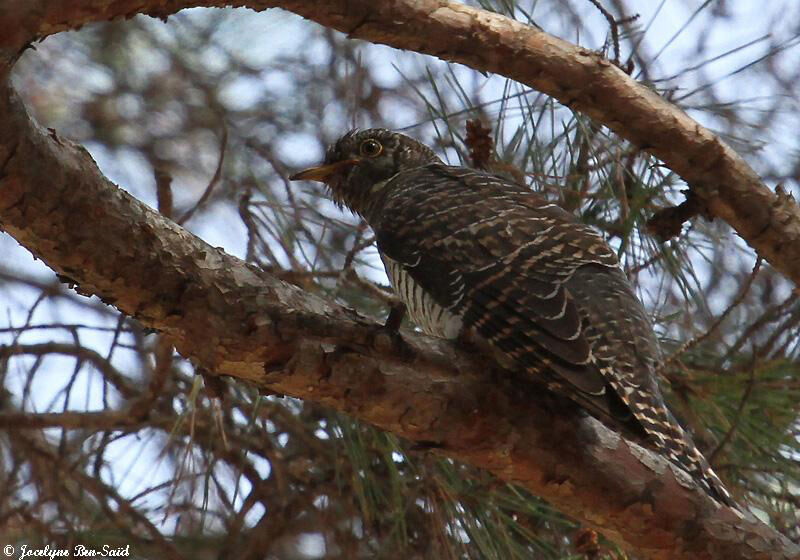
<box><xmin>381</xmin><ymin>254</ymin><xmax>463</xmax><ymax>339</ymax></box>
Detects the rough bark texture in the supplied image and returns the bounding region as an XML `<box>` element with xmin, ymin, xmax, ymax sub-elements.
<box><xmin>1</xmin><ymin>86</ymin><xmax>798</xmax><ymax>559</ymax></box>
<box><xmin>2</xmin><ymin>0</ymin><xmax>800</xmax><ymax>286</ymax></box>
<box><xmin>1</xmin><ymin>1</ymin><xmax>799</xmax><ymax>559</ymax></box>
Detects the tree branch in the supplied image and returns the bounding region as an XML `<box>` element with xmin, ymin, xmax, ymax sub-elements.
<box><xmin>0</xmin><ymin>85</ymin><xmax>797</xmax><ymax>558</ymax></box>
<box><xmin>3</xmin><ymin>0</ymin><xmax>800</xmax><ymax>286</ymax></box>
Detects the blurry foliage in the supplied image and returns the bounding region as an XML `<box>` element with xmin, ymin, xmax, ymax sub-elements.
<box><xmin>2</xmin><ymin>1</ymin><xmax>800</xmax><ymax>557</ymax></box>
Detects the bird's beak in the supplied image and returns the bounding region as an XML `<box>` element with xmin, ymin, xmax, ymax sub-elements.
<box><xmin>289</xmin><ymin>159</ymin><xmax>360</xmax><ymax>182</ymax></box>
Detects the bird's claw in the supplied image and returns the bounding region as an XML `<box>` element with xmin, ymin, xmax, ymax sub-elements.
<box><xmin>370</xmin><ymin>302</ymin><xmax>411</xmax><ymax>357</ymax></box>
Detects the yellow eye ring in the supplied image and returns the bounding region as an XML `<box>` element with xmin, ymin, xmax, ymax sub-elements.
<box><xmin>359</xmin><ymin>139</ymin><xmax>383</xmax><ymax>158</ymax></box>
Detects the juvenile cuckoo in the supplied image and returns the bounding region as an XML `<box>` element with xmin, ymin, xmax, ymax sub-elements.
<box><xmin>290</xmin><ymin>128</ymin><xmax>734</xmax><ymax>507</ymax></box>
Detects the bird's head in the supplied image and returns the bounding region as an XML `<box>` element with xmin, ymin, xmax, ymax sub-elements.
<box><xmin>290</xmin><ymin>128</ymin><xmax>441</xmax><ymax>217</ymax></box>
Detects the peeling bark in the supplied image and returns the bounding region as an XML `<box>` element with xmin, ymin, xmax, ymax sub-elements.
<box><xmin>1</xmin><ymin>1</ymin><xmax>800</xmax><ymax>558</ymax></box>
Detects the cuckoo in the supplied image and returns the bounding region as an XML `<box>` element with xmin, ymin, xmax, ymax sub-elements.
<box><xmin>290</xmin><ymin>128</ymin><xmax>735</xmax><ymax>507</ymax></box>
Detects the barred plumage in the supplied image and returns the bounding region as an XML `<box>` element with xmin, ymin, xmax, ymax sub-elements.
<box><xmin>290</xmin><ymin>128</ymin><xmax>736</xmax><ymax>507</ymax></box>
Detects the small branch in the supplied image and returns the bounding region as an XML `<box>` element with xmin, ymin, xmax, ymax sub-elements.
<box><xmin>0</xmin><ymin>342</ymin><xmax>139</xmax><ymax>399</ymax></box>
<box><xmin>178</xmin><ymin>123</ymin><xmax>228</xmax><ymax>225</ymax></box>
<box><xmin>646</xmin><ymin>190</ymin><xmax>708</xmax><ymax>241</ymax></box>
<box><xmin>585</xmin><ymin>0</ymin><xmax>639</xmax><ymax>67</ymax></box>
<box><xmin>0</xmin><ymin>410</ymin><xmax>148</xmax><ymax>430</ymax></box>
<box><xmin>18</xmin><ymin>436</ymin><xmax>185</xmax><ymax>560</ymax></box>
<box><xmin>154</xmin><ymin>165</ymin><xmax>174</xmax><ymax>218</ymax></box>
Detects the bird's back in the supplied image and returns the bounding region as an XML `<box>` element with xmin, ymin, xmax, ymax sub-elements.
<box><xmin>373</xmin><ymin>163</ymin><xmax>734</xmax><ymax>506</ymax></box>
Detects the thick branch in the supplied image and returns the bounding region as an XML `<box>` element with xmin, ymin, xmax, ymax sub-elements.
<box><xmin>0</xmin><ymin>86</ymin><xmax>797</xmax><ymax>559</ymax></box>
<box><xmin>2</xmin><ymin>0</ymin><xmax>800</xmax><ymax>285</ymax></box>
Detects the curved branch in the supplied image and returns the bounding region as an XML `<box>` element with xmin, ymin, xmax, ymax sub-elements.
<box><xmin>2</xmin><ymin>0</ymin><xmax>800</xmax><ymax>286</ymax></box>
<box><xmin>0</xmin><ymin>85</ymin><xmax>797</xmax><ymax>559</ymax></box>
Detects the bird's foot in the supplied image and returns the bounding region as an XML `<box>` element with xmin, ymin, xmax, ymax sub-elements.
<box><xmin>384</xmin><ymin>301</ymin><xmax>407</xmax><ymax>332</ymax></box>
<box><xmin>370</xmin><ymin>302</ymin><xmax>411</xmax><ymax>357</ymax></box>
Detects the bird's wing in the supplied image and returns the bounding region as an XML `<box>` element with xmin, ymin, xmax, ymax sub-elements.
<box><xmin>375</xmin><ymin>164</ymin><xmax>657</xmax><ymax>426</ymax></box>
<box><xmin>374</xmin><ymin>163</ymin><xmax>735</xmax><ymax>506</ymax></box>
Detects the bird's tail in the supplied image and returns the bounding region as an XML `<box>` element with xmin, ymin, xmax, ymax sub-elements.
<box><xmin>645</xmin><ymin>404</ymin><xmax>737</xmax><ymax>508</ymax></box>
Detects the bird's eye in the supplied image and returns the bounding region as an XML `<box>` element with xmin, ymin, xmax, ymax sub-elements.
<box><xmin>359</xmin><ymin>139</ymin><xmax>383</xmax><ymax>158</ymax></box>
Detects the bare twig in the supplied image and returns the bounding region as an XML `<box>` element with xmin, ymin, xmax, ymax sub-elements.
<box><xmin>178</xmin><ymin>123</ymin><xmax>228</xmax><ymax>225</ymax></box>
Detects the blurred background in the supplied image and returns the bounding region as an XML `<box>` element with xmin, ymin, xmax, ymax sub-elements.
<box><xmin>2</xmin><ymin>0</ymin><xmax>799</xmax><ymax>557</ymax></box>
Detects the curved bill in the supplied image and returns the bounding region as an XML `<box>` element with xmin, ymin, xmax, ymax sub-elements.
<box><xmin>289</xmin><ymin>159</ymin><xmax>359</xmax><ymax>182</ymax></box>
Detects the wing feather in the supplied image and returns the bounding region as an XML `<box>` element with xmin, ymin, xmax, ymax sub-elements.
<box><xmin>372</xmin><ymin>163</ymin><xmax>734</xmax><ymax>506</ymax></box>
<box><xmin>374</xmin><ymin>164</ymin><xmax>640</xmax><ymax>420</ymax></box>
